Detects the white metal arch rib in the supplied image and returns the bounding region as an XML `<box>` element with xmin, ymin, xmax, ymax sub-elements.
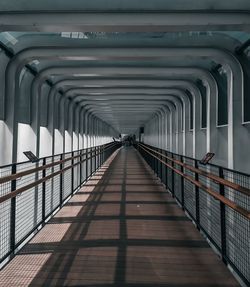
<box><xmin>4</xmin><ymin>47</ymin><xmax>243</xmax><ymax>168</ymax></box>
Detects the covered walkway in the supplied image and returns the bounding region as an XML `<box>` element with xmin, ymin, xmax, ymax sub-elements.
<box><xmin>0</xmin><ymin>147</ymin><xmax>239</xmax><ymax>286</ymax></box>
<box><xmin>0</xmin><ymin>1</ymin><xmax>249</xmax><ymax>286</ymax></box>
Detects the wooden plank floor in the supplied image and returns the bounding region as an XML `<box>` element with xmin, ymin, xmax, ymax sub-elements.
<box><xmin>0</xmin><ymin>147</ymin><xmax>240</xmax><ymax>287</ymax></box>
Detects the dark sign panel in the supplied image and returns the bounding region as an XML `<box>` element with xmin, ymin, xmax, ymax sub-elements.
<box><xmin>199</xmin><ymin>152</ymin><xmax>215</xmax><ymax>165</ymax></box>
<box><xmin>23</xmin><ymin>151</ymin><xmax>39</xmax><ymax>163</ymax></box>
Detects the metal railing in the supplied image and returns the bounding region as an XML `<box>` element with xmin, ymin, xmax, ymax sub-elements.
<box><xmin>0</xmin><ymin>141</ymin><xmax>121</xmax><ymax>267</ymax></box>
<box><xmin>135</xmin><ymin>142</ymin><xmax>250</xmax><ymax>286</ymax></box>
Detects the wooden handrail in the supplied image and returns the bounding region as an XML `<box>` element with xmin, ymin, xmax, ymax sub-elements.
<box><xmin>139</xmin><ymin>143</ymin><xmax>250</xmax><ymax>197</ymax></box>
<box><xmin>138</xmin><ymin>144</ymin><xmax>250</xmax><ymax>220</ymax></box>
<box><xmin>0</xmin><ymin>142</ymin><xmax>120</xmax><ymax>204</ymax></box>
<box><xmin>0</xmin><ymin>142</ymin><xmax>118</xmax><ymax>185</ymax></box>
<box><xmin>0</xmin><ymin>156</ymin><xmax>87</xmax><ymax>204</ymax></box>
<box><xmin>0</xmin><ymin>152</ymin><xmax>87</xmax><ymax>185</ymax></box>
<box><xmin>0</xmin><ymin>142</ymin><xmax>118</xmax><ymax>184</ymax></box>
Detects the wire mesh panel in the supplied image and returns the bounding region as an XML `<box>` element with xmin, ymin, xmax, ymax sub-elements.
<box><xmin>198</xmin><ymin>189</ymin><xmax>221</xmax><ymax>249</ymax></box>
<box><xmin>166</xmin><ymin>152</ymin><xmax>172</xmax><ymax>192</ymax></box>
<box><xmin>15</xmin><ymin>161</ymin><xmax>43</xmax><ymax>245</ymax></box>
<box><xmin>0</xmin><ymin>166</ymin><xmax>12</xmax><ymax>260</ymax></box>
<box><xmin>49</xmin><ymin>155</ymin><xmax>61</xmax><ymax>215</ymax></box>
<box><xmin>63</xmin><ymin>154</ymin><xmax>72</xmax><ymax>200</ymax></box>
<box><xmin>183</xmin><ymin>157</ymin><xmax>196</xmax><ymax>219</ymax></box>
<box><xmin>87</xmin><ymin>151</ymin><xmax>91</xmax><ymax>178</ymax></box>
<box><xmin>197</xmin><ymin>164</ymin><xmax>221</xmax><ymax>249</ymax></box>
<box><xmin>225</xmin><ymin>209</ymin><xmax>250</xmax><ymax>283</ymax></box>
<box><xmin>45</xmin><ymin>157</ymin><xmax>53</xmax><ymax>217</ymax></box>
<box><xmin>162</xmin><ymin>151</ymin><xmax>167</xmax><ymax>186</ymax></box>
<box><xmin>91</xmin><ymin>149</ymin><xmax>95</xmax><ymax>174</ymax></box>
<box><xmin>136</xmin><ymin>142</ymin><xmax>250</xmax><ymax>286</ymax></box>
<box><xmin>0</xmin><ymin>142</ymin><xmax>121</xmax><ymax>266</ymax></box>
<box><xmin>82</xmin><ymin>150</ymin><xmax>87</xmax><ymax>183</ymax></box>
<box><xmin>223</xmin><ymin>169</ymin><xmax>250</xmax><ymax>283</ymax></box>
<box><xmin>73</xmin><ymin>151</ymin><xmax>80</xmax><ymax>190</ymax></box>
<box><xmin>173</xmin><ymin>154</ymin><xmax>182</xmax><ymax>203</ymax></box>
<box><xmin>157</xmin><ymin>149</ymin><xmax>162</xmax><ymax>179</ymax></box>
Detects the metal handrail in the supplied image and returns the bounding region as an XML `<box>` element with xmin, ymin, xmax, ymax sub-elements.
<box><xmin>0</xmin><ymin>140</ymin><xmax>121</xmax><ymax>268</ymax></box>
<box><xmin>138</xmin><ymin>143</ymin><xmax>250</xmax><ymax>196</ymax></box>
<box><xmin>0</xmin><ymin>142</ymin><xmax>120</xmax><ymax>204</ymax></box>
<box><xmin>137</xmin><ymin>143</ymin><xmax>250</xmax><ymax>219</ymax></box>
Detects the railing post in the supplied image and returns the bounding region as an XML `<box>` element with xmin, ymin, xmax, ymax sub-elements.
<box><xmin>219</xmin><ymin>167</ymin><xmax>227</xmax><ymax>263</ymax></box>
<box><xmin>165</xmin><ymin>150</ymin><xmax>168</xmax><ymax>188</ymax></box>
<box><xmin>152</xmin><ymin>148</ymin><xmax>154</xmax><ymax>171</ymax></box>
<box><xmin>101</xmin><ymin>145</ymin><xmax>103</xmax><ymax>165</ymax></box>
<box><xmin>60</xmin><ymin>154</ymin><xmax>63</xmax><ymax>206</ymax></box>
<box><xmin>10</xmin><ymin>163</ymin><xmax>16</xmax><ymax>254</ymax></box>
<box><xmin>80</xmin><ymin>151</ymin><xmax>83</xmax><ymax>184</ymax></box>
<box><xmin>180</xmin><ymin>155</ymin><xmax>184</xmax><ymax>209</ymax></box>
<box><xmin>94</xmin><ymin>147</ymin><xmax>97</xmax><ymax>172</ymax></box>
<box><xmin>90</xmin><ymin>147</ymin><xmax>93</xmax><ymax>175</ymax></box>
<box><xmin>42</xmin><ymin>158</ymin><xmax>46</xmax><ymax>222</ymax></box>
<box><xmin>101</xmin><ymin>145</ymin><xmax>103</xmax><ymax>164</ymax></box>
<box><xmin>104</xmin><ymin>145</ymin><xmax>106</xmax><ymax>162</ymax></box>
<box><xmin>171</xmin><ymin>153</ymin><xmax>175</xmax><ymax>197</ymax></box>
<box><xmin>71</xmin><ymin>152</ymin><xmax>74</xmax><ymax>195</ymax></box>
<box><xmin>155</xmin><ymin>149</ymin><xmax>158</xmax><ymax>176</ymax></box>
<box><xmin>153</xmin><ymin>149</ymin><xmax>155</xmax><ymax>173</ymax></box>
<box><xmin>97</xmin><ymin>146</ymin><xmax>100</xmax><ymax>168</ymax></box>
<box><xmin>97</xmin><ymin>146</ymin><xmax>99</xmax><ymax>168</ymax></box>
<box><xmin>159</xmin><ymin>148</ymin><xmax>162</xmax><ymax>180</ymax></box>
<box><xmin>195</xmin><ymin>160</ymin><xmax>200</xmax><ymax>230</ymax></box>
<box><xmin>86</xmin><ymin>148</ymin><xmax>89</xmax><ymax>179</ymax></box>
<box><xmin>148</xmin><ymin>147</ymin><xmax>151</xmax><ymax>166</ymax></box>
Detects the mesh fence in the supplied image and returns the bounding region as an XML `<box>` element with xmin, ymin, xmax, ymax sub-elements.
<box><xmin>0</xmin><ymin>166</ymin><xmax>12</xmax><ymax>260</ymax></box>
<box><xmin>82</xmin><ymin>151</ymin><xmax>87</xmax><ymax>183</ymax></box>
<box><xmin>63</xmin><ymin>153</ymin><xmax>72</xmax><ymax>200</ymax></box>
<box><xmin>45</xmin><ymin>155</ymin><xmax>61</xmax><ymax>217</ymax></box>
<box><xmin>198</xmin><ymin>164</ymin><xmax>222</xmax><ymax>249</ymax></box>
<box><xmin>15</xmin><ymin>161</ymin><xmax>43</xmax><ymax>245</ymax></box>
<box><xmin>137</xmin><ymin>143</ymin><xmax>250</xmax><ymax>285</ymax></box>
<box><xmin>0</xmin><ymin>142</ymin><xmax>121</xmax><ymax>266</ymax></box>
<box><xmin>183</xmin><ymin>157</ymin><xmax>196</xmax><ymax>219</ymax></box>
<box><xmin>223</xmin><ymin>169</ymin><xmax>250</xmax><ymax>283</ymax></box>
<box><xmin>45</xmin><ymin>157</ymin><xmax>53</xmax><ymax>217</ymax></box>
<box><xmin>166</xmin><ymin>152</ymin><xmax>173</xmax><ymax>192</ymax></box>
<box><xmin>173</xmin><ymin>154</ymin><xmax>182</xmax><ymax>203</ymax></box>
<box><xmin>73</xmin><ymin>151</ymin><xmax>80</xmax><ymax>190</ymax></box>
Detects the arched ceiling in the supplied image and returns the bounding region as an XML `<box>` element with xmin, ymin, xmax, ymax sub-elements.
<box><xmin>0</xmin><ymin>1</ymin><xmax>249</xmax><ymax>134</ymax></box>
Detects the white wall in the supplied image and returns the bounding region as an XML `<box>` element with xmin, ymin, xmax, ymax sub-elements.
<box><xmin>17</xmin><ymin>123</ymin><xmax>36</xmax><ymax>162</ymax></box>
<box><xmin>39</xmin><ymin>127</ymin><xmax>52</xmax><ymax>158</ymax></box>
<box><xmin>0</xmin><ymin>120</ymin><xmax>12</xmax><ymax>165</ymax></box>
<box><xmin>54</xmin><ymin>129</ymin><xmax>63</xmax><ymax>155</ymax></box>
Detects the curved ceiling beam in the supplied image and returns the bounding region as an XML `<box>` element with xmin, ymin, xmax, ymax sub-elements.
<box><xmin>0</xmin><ymin>12</ymin><xmax>249</xmax><ymax>32</ymax></box>
<box><xmin>3</xmin><ymin>33</ymin><xmax>243</xmax><ymax>56</ymax></box>
<box><xmin>84</xmin><ymin>98</ymin><xmax>182</xmax><ymax>150</ymax></box>
<box><xmin>43</xmin><ymin>77</ymin><xmax>191</xmax><ymax>143</ymax></box>
<box><xmin>27</xmin><ymin>66</ymin><xmax>210</xmax><ymax>144</ymax></box>
<box><xmin>1</xmin><ymin>1</ymin><xmax>249</xmax><ymax>11</ymax></box>
<box><xmin>33</xmin><ymin>76</ymin><xmax>200</xmax><ymax>157</ymax></box>
<box><xmin>32</xmin><ymin>66</ymin><xmax>213</xmax><ymax>121</ymax></box>
<box><xmin>53</xmin><ymin>79</ymin><xmax>199</xmax><ymax>137</ymax></box>
<box><xmin>71</xmin><ymin>90</ymin><xmax>191</xmax><ymax>154</ymax></box>
<box><xmin>5</xmin><ymin>47</ymin><xmax>242</xmax><ymax>168</ymax></box>
<box><xmin>33</xmin><ymin>66</ymin><xmax>216</xmax><ymax>154</ymax></box>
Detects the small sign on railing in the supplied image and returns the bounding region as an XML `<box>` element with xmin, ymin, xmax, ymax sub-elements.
<box><xmin>23</xmin><ymin>151</ymin><xmax>39</xmax><ymax>163</ymax></box>
<box><xmin>199</xmin><ymin>152</ymin><xmax>215</xmax><ymax>165</ymax></box>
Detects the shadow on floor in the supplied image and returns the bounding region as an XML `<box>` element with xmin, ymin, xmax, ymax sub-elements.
<box><xmin>0</xmin><ymin>147</ymin><xmax>240</xmax><ymax>287</ymax></box>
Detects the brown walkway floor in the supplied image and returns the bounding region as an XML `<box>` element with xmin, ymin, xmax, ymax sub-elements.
<box><xmin>0</xmin><ymin>147</ymin><xmax>240</xmax><ymax>287</ymax></box>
